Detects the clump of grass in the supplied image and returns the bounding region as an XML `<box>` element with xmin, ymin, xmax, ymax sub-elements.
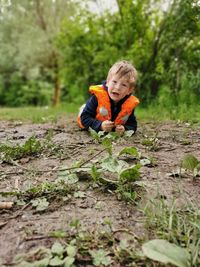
<box><xmin>0</xmin><ymin>104</ymin><xmax>79</xmax><ymax>123</ymax></box>
<box><xmin>142</xmin><ymin>197</ymin><xmax>200</xmax><ymax>265</ymax></box>
<box><xmin>14</xmin><ymin>219</ymin><xmax>143</xmax><ymax>267</ymax></box>
<box><xmin>137</xmin><ymin>102</ymin><xmax>200</xmax><ymax>123</ymax></box>
<box><xmin>0</xmin><ymin>136</ymin><xmax>42</xmax><ymax>162</ymax></box>
<box><xmin>0</xmin><ymin>131</ymin><xmax>63</xmax><ymax>163</ymax></box>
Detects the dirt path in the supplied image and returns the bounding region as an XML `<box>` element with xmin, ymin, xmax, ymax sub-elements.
<box><xmin>0</xmin><ymin>117</ymin><xmax>200</xmax><ymax>266</ymax></box>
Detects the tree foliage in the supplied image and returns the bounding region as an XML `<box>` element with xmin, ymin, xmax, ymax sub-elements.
<box><xmin>0</xmin><ymin>0</ymin><xmax>78</xmax><ymax>106</ymax></box>
<box><xmin>0</xmin><ymin>0</ymin><xmax>199</xmax><ymax>108</ymax></box>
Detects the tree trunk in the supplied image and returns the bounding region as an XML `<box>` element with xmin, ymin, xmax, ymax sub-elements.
<box><xmin>52</xmin><ymin>76</ymin><xmax>60</xmax><ymax>107</ymax></box>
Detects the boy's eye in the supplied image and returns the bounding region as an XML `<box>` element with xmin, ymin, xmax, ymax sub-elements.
<box><xmin>112</xmin><ymin>80</ymin><xmax>117</xmax><ymax>84</ymax></box>
<box><xmin>122</xmin><ymin>83</ymin><xmax>127</xmax><ymax>87</ymax></box>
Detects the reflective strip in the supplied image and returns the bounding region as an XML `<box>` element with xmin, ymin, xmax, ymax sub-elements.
<box><xmin>78</xmin><ymin>104</ymin><xmax>86</xmax><ymax>116</ymax></box>
<box><xmin>121</xmin><ymin>114</ymin><xmax>129</xmax><ymax>122</ymax></box>
<box><xmin>100</xmin><ymin>106</ymin><xmax>108</xmax><ymax>116</ymax></box>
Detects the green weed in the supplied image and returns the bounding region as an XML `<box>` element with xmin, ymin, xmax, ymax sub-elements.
<box><xmin>0</xmin><ymin>179</ymin><xmax>77</xmax><ymax>212</ymax></box>
<box><xmin>181</xmin><ymin>154</ymin><xmax>200</xmax><ymax>178</ymax></box>
<box><xmin>137</xmin><ymin>104</ymin><xmax>200</xmax><ymax>123</ymax></box>
<box><xmin>87</xmin><ymin>129</ymin><xmax>143</xmax><ymax>202</ymax></box>
<box><xmin>142</xmin><ymin>198</ymin><xmax>200</xmax><ymax>266</ymax></box>
<box><xmin>141</xmin><ymin>132</ymin><xmax>160</xmax><ymax>151</ymax></box>
<box><xmin>0</xmin><ymin>136</ymin><xmax>42</xmax><ymax>162</ymax></box>
<box><xmin>14</xmin><ymin>220</ymin><xmax>143</xmax><ymax>267</ymax></box>
<box><xmin>0</xmin><ymin>104</ymin><xmax>79</xmax><ymax>123</ymax></box>
<box><xmin>1</xmin><ymin>104</ymin><xmax>200</xmax><ymax>123</ymax></box>
<box><xmin>0</xmin><ymin>132</ymin><xmax>62</xmax><ymax>163</ymax></box>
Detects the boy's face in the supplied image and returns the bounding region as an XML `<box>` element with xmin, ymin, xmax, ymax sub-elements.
<box><xmin>106</xmin><ymin>74</ymin><xmax>132</xmax><ymax>103</ymax></box>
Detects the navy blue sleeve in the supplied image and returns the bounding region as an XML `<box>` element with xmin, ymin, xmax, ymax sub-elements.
<box><xmin>80</xmin><ymin>95</ymin><xmax>102</xmax><ymax>132</ymax></box>
<box><xmin>124</xmin><ymin>110</ymin><xmax>137</xmax><ymax>132</ymax></box>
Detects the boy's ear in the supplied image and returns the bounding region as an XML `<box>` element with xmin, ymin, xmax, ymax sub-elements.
<box><xmin>128</xmin><ymin>87</ymin><xmax>134</xmax><ymax>94</ymax></box>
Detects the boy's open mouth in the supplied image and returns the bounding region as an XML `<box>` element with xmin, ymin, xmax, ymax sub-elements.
<box><xmin>112</xmin><ymin>92</ymin><xmax>120</xmax><ymax>96</ymax></box>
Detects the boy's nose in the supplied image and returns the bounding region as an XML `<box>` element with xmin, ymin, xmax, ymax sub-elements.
<box><xmin>115</xmin><ymin>83</ymin><xmax>121</xmax><ymax>90</ymax></box>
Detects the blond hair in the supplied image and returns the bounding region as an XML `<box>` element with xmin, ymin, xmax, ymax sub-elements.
<box><xmin>107</xmin><ymin>60</ymin><xmax>138</xmax><ymax>89</ymax></box>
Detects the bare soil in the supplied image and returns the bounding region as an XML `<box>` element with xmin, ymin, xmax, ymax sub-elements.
<box><xmin>0</xmin><ymin>116</ymin><xmax>200</xmax><ymax>266</ymax></box>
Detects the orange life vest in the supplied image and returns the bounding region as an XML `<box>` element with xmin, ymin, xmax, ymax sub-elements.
<box><xmin>77</xmin><ymin>85</ymin><xmax>140</xmax><ymax>129</ymax></box>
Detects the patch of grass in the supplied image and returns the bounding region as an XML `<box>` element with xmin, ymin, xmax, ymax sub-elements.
<box><xmin>0</xmin><ymin>103</ymin><xmax>79</xmax><ymax>123</ymax></box>
<box><xmin>14</xmin><ymin>219</ymin><xmax>143</xmax><ymax>267</ymax></box>
<box><xmin>0</xmin><ymin>133</ymin><xmax>60</xmax><ymax>163</ymax></box>
<box><xmin>141</xmin><ymin>197</ymin><xmax>200</xmax><ymax>265</ymax></box>
<box><xmin>137</xmin><ymin>103</ymin><xmax>200</xmax><ymax>123</ymax></box>
<box><xmin>1</xmin><ymin>101</ymin><xmax>200</xmax><ymax>124</ymax></box>
<box><xmin>0</xmin><ymin>136</ymin><xmax>43</xmax><ymax>162</ymax></box>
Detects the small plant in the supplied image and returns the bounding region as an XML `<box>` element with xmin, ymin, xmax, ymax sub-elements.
<box><xmin>14</xmin><ymin>222</ymin><xmax>142</xmax><ymax>267</ymax></box>
<box><xmin>142</xmin><ymin>198</ymin><xmax>200</xmax><ymax>266</ymax></box>
<box><xmin>141</xmin><ymin>131</ymin><xmax>159</xmax><ymax>151</ymax></box>
<box><xmin>0</xmin><ymin>180</ymin><xmax>78</xmax><ymax>212</ymax></box>
<box><xmin>89</xmin><ymin>249</ymin><xmax>112</xmax><ymax>266</ymax></box>
<box><xmin>87</xmin><ymin>129</ymin><xmax>143</xmax><ymax>202</ymax></box>
<box><xmin>142</xmin><ymin>239</ymin><xmax>191</xmax><ymax>267</ymax></box>
<box><xmin>16</xmin><ymin>241</ymin><xmax>77</xmax><ymax>267</ymax></box>
<box><xmin>181</xmin><ymin>154</ymin><xmax>200</xmax><ymax>178</ymax></box>
<box><xmin>0</xmin><ymin>133</ymin><xmax>62</xmax><ymax>163</ymax></box>
<box><xmin>0</xmin><ymin>136</ymin><xmax>42</xmax><ymax>162</ymax></box>
<box><xmin>30</xmin><ymin>197</ymin><xmax>49</xmax><ymax>211</ymax></box>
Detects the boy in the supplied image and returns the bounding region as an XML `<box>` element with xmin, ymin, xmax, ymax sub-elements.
<box><xmin>77</xmin><ymin>60</ymin><xmax>140</xmax><ymax>135</ymax></box>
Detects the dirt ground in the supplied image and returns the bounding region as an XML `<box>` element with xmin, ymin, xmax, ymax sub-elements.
<box><xmin>0</xmin><ymin>116</ymin><xmax>200</xmax><ymax>266</ymax></box>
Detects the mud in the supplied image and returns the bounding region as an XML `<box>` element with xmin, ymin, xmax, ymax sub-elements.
<box><xmin>0</xmin><ymin>117</ymin><xmax>200</xmax><ymax>265</ymax></box>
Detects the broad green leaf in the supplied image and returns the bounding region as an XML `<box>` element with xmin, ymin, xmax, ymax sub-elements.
<box><xmin>140</xmin><ymin>158</ymin><xmax>151</xmax><ymax>166</ymax></box>
<box><xmin>30</xmin><ymin>198</ymin><xmax>49</xmax><ymax>211</ymax></box>
<box><xmin>50</xmin><ymin>230</ymin><xmax>67</xmax><ymax>238</ymax></box>
<box><xmin>102</xmin><ymin>138</ymin><xmax>112</xmax><ymax>155</ymax></box>
<box><xmin>57</xmin><ymin>173</ymin><xmax>78</xmax><ymax>184</ymax></box>
<box><xmin>98</xmin><ymin>131</ymin><xmax>105</xmax><ymax>138</ymax></box>
<box><xmin>16</xmin><ymin>199</ymin><xmax>26</xmax><ymax>206</ymax></box>
<box><xmin>36</xmin><ymin>198</ymin><xmax>49</xmax><ymax>211</ymax></box>
<box><xmin>63</xmin><ymin>256</ymin><xmax>75</xmax><ymax>267</ymax></box>
<box><xmin>119</xmin><ymin>239</ymin><xmax>129</xmax><ymax>250</ymax></box>
<box><xmin>119</xmin><ymin>147</ymin><xmax>139</xmax><ymax>157</ymax></box>
<box><xmin>124</xmin><ymin>130</ymin><xmax>134</xmax><ymax>137</ymax></box>
<box><xmin>117</xmin><ymin>160</ymin><xmax>129</xmax><ymax>172</ymax></box>
<box><xmin>181</xmin><ymin>154</ymin><xmax>199</xmax><ymax>171</ymax></box>
<box><xmin>101</xmin><ymin>156</ymin><xmax>119</xmax><ymax>172</ymax></box>
<box><xmin>90</xmin><ymin>165</ymin><xmax>101</xmax><ymax>181</ymax></box>
<box><xmin>49</xmin><ymin>256</ymin><xmax>64</xmax><ymax>266</ymax></box>
<box><xmin>104</xmin><ymin>132</ymin><xmax>119</xmax><ymax>140</ymax></box>
<box><xmin>66</xmin><ymin>245</ymin><xmax>77</xmax><ymax>257</ymax></box>
<box><xmin>101</xmin><ymin>156</ymin><xmax>128</xmax><ymax>173</ymax></box>
<box><xmin>16</xmin><ymin>261</ymin><xmax>32</xmax><ymax>267</ymax></box>
<box><xmin>51</xmin><ymin>242</ymin><xmax>64</xmax><ymax>256</ymax></box>
<box><xmin>94</xmin><ymin>201</ymin><xmax>103</xmax><ymax>210</ymax></box>
<box><xmin>57</xmin><ymin>168</ymin><xmax>70</xmax><ymax>173</ymax></box>
<box><xmin>18</xmin><ymin>258</ymin><xmax>49</xmax><ymax>267</ymax></box>
<box><xmin>90</xmin><ymin>249</ymin><xmax>112</xmax><ymax>266</ymax></box>
<box><xmin>32</xmin><ymin>258</ymin><xmax>49</xmax><ymax>267</ymax></box>
<box><xmin>89</xmin><ymin>127</ymin><xmax>101</xmax><ymax>141</ymax></box>
<box><xmin>119</xmin><ymin>165</ymin><xmax>140</xmax><ymax>182</ymax></box>
<box><xmin>74</xmin><ymin>191</ymin><xmax>86</xmax><ymax>198</ymax></box>
<box><xmin>142</xmin><ymin>239</ymin><xmax>191</xmax><ymax>267</ymax></box>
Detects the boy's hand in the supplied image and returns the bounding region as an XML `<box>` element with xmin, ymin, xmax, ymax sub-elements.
<box><xmin>115</xmin><ymin>125</ymin><xmax>125</xmax><ymax>135</ymax></box>
<box><xmin>101</xmin><ymin>120</ymin><xmax>114</xmax><ymax>132</ymax></box>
